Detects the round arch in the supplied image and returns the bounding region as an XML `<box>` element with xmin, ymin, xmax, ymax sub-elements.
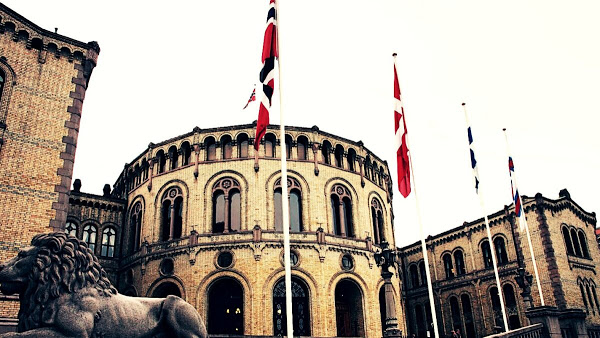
<box><xmin>146</xmin><ymin>276</ymin><xmax>186</xmax><ymax>300</ymax></box>
<box><xmin>334</xmin><ymin>278</ymin><xmax>367</xmax><ymax>337</ymax></box>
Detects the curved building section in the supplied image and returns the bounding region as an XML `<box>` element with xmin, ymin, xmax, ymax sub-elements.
<box><xmin>112</xmin><ymin>123</ymin><xmax>401</xmax><ymax>337</ymax></box>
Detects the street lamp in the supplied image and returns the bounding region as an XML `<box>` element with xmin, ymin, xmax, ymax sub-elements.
<box><xmin>375</xmin><ymin>241</ymin><xmax>403</xmax><ymax>337</ymax></box>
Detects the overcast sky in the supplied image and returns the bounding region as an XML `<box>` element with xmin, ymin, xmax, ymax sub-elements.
<box><xmin>5</xmin><ymin>0</ymin><xmax>599</xmax><ymax>247</ymax></box>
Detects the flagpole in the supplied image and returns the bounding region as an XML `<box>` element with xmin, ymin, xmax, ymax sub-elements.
<box><xmin>274</xmin><ymin>1</ymin><xmax>294</xmax><ymax>336</ymax></box>
<box><xmin>503</xmin><ymin>128</ymin><xmax>545</xmax><ymax>306</ymax></box>
<box><xmin>463</xmin><ymin>103</ymin><xmax>509</xmax><ymax>332</ymax></box>
<box><xmin>395</xmin><ymin>54</ymin><xmax>440</xmax><ymax>338</ymax></box>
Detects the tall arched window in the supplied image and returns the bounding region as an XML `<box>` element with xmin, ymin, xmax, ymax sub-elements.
<box><xmin>212</xmin><ymin>178</ymin><xmax>241</xmax><ymax>233</ymax></box>
<box><xmin>414</xmin><ymin>304</ymin><xmax>426</xmax><ymax>338</ymax></box>
<box><xmin>335</xmin><ymin>279</ymin><xmax>364</xmax><ymax>337</ymax></box>
<box><xmin>141</xmin><ymin>159</ymin><xmax>149</xmax><ymax>181</ymax></box>
<box><xmin>503</xmin><ymin>284</ymin><xmax>521</xmax><ymax>329</ymax></box>
<box><xmin>364</xmin><ymin>157</ymin><xmax>372</xmax><ymax>180</ymax></box>
<box><xmin>490</xmin><ymin>287</ymin><xmax>503</xmax><ymax>328</ymax></box>
<box><xmin>285</xmin><ymin>135</ymin><xmax>293</xmax><ymax>159</ymax></box>
<box><xmin>461</xmin><ymin>294</ymin><xmax>476</xmax><ymax>338</ymax></box>
<box><xmin>586</xmin><ymin>284</ymin><xmax>596</xmax><ymax>316</ymax></box>
<box><xmin>371</xmin><ymin>199</ymin><xmax>385</xmax><ymax>244</ymax></box>
<box><xmin>65</xmin><ymin>221</ymin><xmax>77</xmax><ymax>238</ymax></box>
<box><xmin>129</xmin><ymin>202</ymin><xmax>143</xmax><ymax>252</ymax></box>
<box><xmin>347</xmin><ymin>148</ymin><xmax>356</xmax><ymax>172</ymax></box>
<box><xmin>221</xmin><ymin>135</ymin><xmax>233</xmax><ymax>159</ymax></box>
<box><xmin>454</xmin><ymin>250</ymin><xmax>466</xmax><ymax>275</ymax></box>
<box><xmin>133</xmin><ymin>164</ymin><xmax>140</xmax><ymax>186</ymax></box>
<box><xmin>334</xmin><ymin>145</ymin><xmax>344</xmax><ymax>168</ymax></box>
<box><xmin>482</xmin><ymin>241</ymin><xmax>493</xmax><ymax>269</ymax></box>
<box><xmin>297</xmin><ymin>136</ymin><xmax>308</xmax><ymax>160</ymax></box>
<box><xmin>419</xmin><ymin>261</ymin><xmax>427</xmax><ymax>287</ymax></box>
<box><xmin>273</xmin><ymin>277</ymin><xmax>311</xmax><ymax>336</ymax></box>
<box><xmin>205</xmin><ymin>136</ymin><xmax>216</xmax><ymax>161</ymax></box>
<box><xmin>578</xmin><ymin>230</ymin><xmax>590</xmax><ymax>258</ymax></box>
<box><xmin>563</xmin><ymin>226</ymin><xmax>575</xmax><ymax>255</ymax></box>
<box><xmin>181</xmin><ymin>141</ymin><xmax>192</xmax><ymax>166</ymax></box>
<box><xmin>591</xmin><ymin>283</ymin><xmax>600</xmax><ymax>314</ymax></box>
<box><xmin>82</xmin><ymin>224</ymin><xmax>97</xmax><ymax>253</ymax></box>
<box><xmin>156</xmin><ymin>150</ymin><xmax>166</xmax><ymax>174</ymax></box>
<box><xmin>100</xmin><ymin>227</ymin><xmax>116</xmax><ymax>258</ymax></box>
<box><xmin>161</xmin><ymin>187</ymin><xmax>184</xmax><ymax>241</ymax></box>
<box><xmin>237</xmin><ymin>133</ymin><xmax>249</xmax><ymax>158</ymax></box>
<box><xmin>571</xmin><ymin>228</ymin><xmax>583</xmax><ymax>257</ymax></box>
<box><xmin>410</xmin><ymin>264</ymin><xmax>419</xmax><ymax>289</ymax></box>
<box><xmin>494</xmin><ymin>237</ymin><xmax>509</xmax><ymax>265</ymax></box>
<box><xmin>168</xmin><ymin>145</ymin><xmax>179</xmax><ymax>170</ymax></box>
<box><xmin>330</xmin><ymin>185</ymin><xmax>353</xmax><ymax>237</ymax></box>
<box><xmin>372</xmin><ymin>161</ymin><xmax>379</xmax><ymax>184</ymax></box>
<box><xmin>274</xmin><ymin>177</ymin><xmax>303</xmax><ymax>232</ymax></box>
<box><xmin>321</xmin><ymin>140</ymin><xmax>332</xmax><ymax>165</ymax></box>
<box><xmin>264</xmin><ymin>133</ymin><xmax>276</xmax><ymax>158</ymax></box>
<box><xmin>449</xmin><ymin>296</ymin><xmax>463</xmax><ymax>335</ymax></box>
<box><xmin>443</xmin><ymin>253</ymin><xmax>454</xmax><ymax>279</ymax></box>
<box><xmin>581</xmin><ymin>283</ymin><xmax>589</xmax><ymax>313</ymax></box>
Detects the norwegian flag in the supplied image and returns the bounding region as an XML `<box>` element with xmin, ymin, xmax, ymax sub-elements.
<box><xmin>255</xmin><ymin>0</ymin><xmax>278</xmax><ymax>151</ymax></box>
<box><xmin>394</xmin><ymin>56</ymin><xmax>411</xmax><ymax>198</ymax></box>
<box><xmin>463</xmin><ymin>103</ymin><xmax>480</xmax><ymax>194</ymax></box>
<box><xmin>243</xmin><ymin>87</ymin><xmax>256</xmax><ymax>110</ymax></box>
<box><xmin>508</xmin><ymin>156</ymin><xmax>522</xmax><ymax>217</ymax></box>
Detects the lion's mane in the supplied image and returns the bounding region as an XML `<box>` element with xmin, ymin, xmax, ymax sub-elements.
<box><xmin>18</xmin><ymin>232</ymin><xmax>117</xmax><ymax>332</ymax></box>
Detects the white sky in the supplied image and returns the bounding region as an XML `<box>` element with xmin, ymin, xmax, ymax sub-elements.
<box><xmin>5</xmin><ymin>0</ymin><xmax>599</xmax><ymax>247</ymax></box>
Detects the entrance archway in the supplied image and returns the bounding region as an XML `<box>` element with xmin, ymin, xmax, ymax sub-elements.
<box><xmin>208</xmin><ymin>278</ymin><xmax>244</xmax><ymax>335</ymax></box>
<box><xmin>335</xmin><ymin>279</ymin><xmax>365</xmax><ymax>337</ymax></box>
<box><xmin>272</xmin><ymin>277</ymin><xmax>311</xmax><ymax>336</ymax></box>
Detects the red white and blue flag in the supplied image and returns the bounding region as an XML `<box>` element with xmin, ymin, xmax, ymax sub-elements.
<box><xmin>509</xmin><ymin>156</ymin><xmax>522</xmax><ymax>217</ymax></box>
<box><xmin>394</xmin><ymin>57</ymin><xmax>411</xmax><ymax>198</ymax></box>
<box><xmin>243</xmin><ymin>87</ymin><xmax>256</xmax><ymax>110</ymax></box>
<box><xmin>255</xmin><ymin>0</ymin><xmax>278</xmax><ymax>151</ymax></box>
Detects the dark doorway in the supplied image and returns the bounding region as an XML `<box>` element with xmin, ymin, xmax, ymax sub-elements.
<box><xmin>208</xmin><ymin>278</ymin><xmax>244</xmax><ymax>335</ymax></box>
<box><xmin>273</xmin><ymin>277</ymin><xmax>311</xmax><ymax>336</ymax></box>
<box><xmin>335</xmin><ymin>279</ymin><xmax>365</xmax><ymax>337</ymax></box>
<box><xmin>151</xmin><ymin>281</ymin><xmax>181</xmax><ymax>298</ymax></box>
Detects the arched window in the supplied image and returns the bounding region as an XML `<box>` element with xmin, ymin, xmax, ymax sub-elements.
<box><xmin>141</xmin><ymin>159</ymin><xmax>149</xmax><ymax>181</ymax></box>
<box><xmin>285</xmin><ymin>134</ymin><xmax>293</xmax><ymax>159</ymax></box>
<box><xmin>581</xmin><ymin>283</ymin><xmax>589</xmax><ymax>313</ymax></box>
<box><xmin>161</xmin><ymin>187</ymin><xmax>184</xmax><ymax>241</ymax></box>
<box><xmin>133</xmin><ymin>164</ymin><xmax>140</xmax><ymax>186</ymax></box>
<box><xmin>205</xmin><ymin>136</ymin><xmax>216</xmax><ymax>161</ymax></box>
<box><xmin>321</xmin><ymin>140</ymin><xmax>332</xmax><ymax>165</ymax></box>
<box><xmin>449</xmin><ymin>296</ymin><xmax>463</xmax><ymax>336</ymax></box>
<box><xmin>330</xmin><ymin>184</ymin><xmax>353</xmax><ymax>237</ymax></box>
<box><xmin>578</xmin><ymin>230</ymin><xmax>590</xmax><ymax>258</ymax></box>
<box><xmin>419</xmin><ymin>261</ymin><xmax>427</xmax><ymax>287</ymax></box>
<box><xmin>264</xmin><ymin>133</ymin><xmax>276</xmax><ymax>158</ymax></box>
<box><xmin>414</xmin><ymin>304</ymin><xmax>426</xmax><ymax>338</ymax></box>
<box><xmin>586</xmin><ymin>284</ymin><xmax>596</xmax><ymax>316</ymax></box>
<box><xmin>208</xmin><ymin>278</ymin><xmax>244</xmax><ymax>335</ymax></box>
<box><xmin>237</xmin><ymin>133</ymin><xmax>249</xmax><ymax>158</ymax></box>
<box><xmin>347</xmin><ymin>148</ymin><xmax>356</xmax><ymax>172</ymax></box>
<box><xmin>571</xmin><ymin>228</ymin><xmax>583</xmax><ymax>257</ymax></box>
<box><xmin>443</xmin><ymin>253</ymin><xmax>454</xmax><ymax>279</ymax></box>
<box><xmin>274</xmin><ymin>177</ymin><xmax>303</xmax><ymax>232</ymax></box>
<box><xmin>168</xmin><ymin>145</ymin><xmax>179</xmax><ymax>170</ymax></box>
<box><xmin>82</xmin><ymin>224</ymin><xmax>97</xmax><ymax>253</ymax></box>
<box><xmin>379</xmin><ymin>287</ymin><xmax>387</xmax><ymax>336</ymax></box>
<box><xmin>364</xmin><ymin>157</ymin><xmax>372</xmax><ymax>180</ymax></box>
<box><xmin>592</xmin><ymin>283</ymin><xmax>600</xmax><ymax>314</ymax></box>
<box><xmin>221</xmin><ymin>135</ymin><xmax>233</xmax><ymax>159</ymax></box>
<box><xmin>379</xmin><ymin>166</ymin><xmax>385</xmax><ymax>186</ymax></box>
<box><xmin>297</xmin><ymin>136</ymin><xmax>308</xmax><ymax>160</ymax></box>
<box><xmin>563</xmin><ymin>226</ymin><xmax>575</xmax><ymax>255</ymax></box>
<box><xmin>129</xmin><ymin>202</ymin><xmax>143</xmax><ymax>252</ymax></box>
<box><xmin>156</xmin><ymin>150</ymin><xmax>166</xmax><ymax>174</ymax></box>
<box><xmin>0</xmin><ymin>69</ymin><xmax>5</xmax><ymax>102</ymax></box>
<box><xmin>372</xmin><ymin>161</ymin><xmax>379</xmax><ymax>184</ymax></box>
<box><xmin>461</xmin><ymin>294</ymin><xmax>476</xmax><ymax>338</ymax></box>
<box><xmin>212</xmin><ymin>178</ymin><xmax>241</xmax><ymax>233</ymax></box>
<box><xmin>410</xmin><ymin>264</ymin><xmax>419</xmax><ymax>289</ymax></box>
<box><xmin>335</xmin><ymin>279</ymin><xmax>364</xmax><ymax>337</ymax></box>
<box><xmin>371</xmin><ymin>198</ymin><xmax>385</xmax><ymax>244</ymax></box>
<box><xmin>65</xmin><ymin>221</ymin><xmax>77</xmax><ymax>237</ymax></box>
<box><xmin>100</xmin><ymin>227</ymin><xmax>116</xmax><ymax>258</ymax></box>
<box><xmin>494</xmin><ymin>237</ymin><xmax>509</xmax><ymax>265</ymax></box>
<box><xmin>490</xmin><ymin>287</ymin><xmax>503</xmax><ymax>328</ymax></box>
<box><xmin>273</xmin><ymin>277</ymin><xmax>311</xmax><ymax>336</ymax></box>
<box><xmin>454</xmin><ymin>250</ymin><xmax>466</xmax><ymax>275</ymax></box>
<box><xmin>181</xmin><ymin>141</ymin><xmax>191</xmax><ymax>166</ymax></box>
<box><xmin>334</xmin><ymin>145</ymin><xmax>344</xmax><ymax>168</ymax></box>
<box><xmin>503</xmin><ymin>284</ymin><xmax>521</xmax><ymax>329</ymax></box>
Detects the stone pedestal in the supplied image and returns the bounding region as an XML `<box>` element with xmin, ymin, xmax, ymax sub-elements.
<box><xmin>526</xmin><ymin>306</ymin><xmax>588</xmax><ymax>338</ymax></box>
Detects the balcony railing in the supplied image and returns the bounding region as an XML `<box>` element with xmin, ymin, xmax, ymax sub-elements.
<box><xmin>484</xmin><ymin>323</ymin><xmax>543</xmax><ymax>338</ymax></box>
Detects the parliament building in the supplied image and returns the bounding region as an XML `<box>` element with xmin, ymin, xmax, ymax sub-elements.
<box><xmin>0</xmin><ymin>2</ymin><xmax>598</xmax><ymax>338</ymax></box>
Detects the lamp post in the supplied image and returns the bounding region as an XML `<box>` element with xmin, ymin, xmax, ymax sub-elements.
<box><xmin>375</xmin><ymin>241</ymin><xmax>403</xmax><ymax>337</ymax></box>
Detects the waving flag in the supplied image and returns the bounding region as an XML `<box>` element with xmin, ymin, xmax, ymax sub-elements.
<box><xmin>243</xmin><ymin>87</ymin><xmax>256</xmax><ymax>110</ymax></box>
<box><xmin>255</xmin><ymin>0</ymin><xmax>278</xmax><ymax>151</ymax></box>
<box><xmin>464</xmin><ymin>104</ymin><xmax>480</xmax><ymax>193</ymax></box>
<box><xmin>393</xmin><ymin>55</ymin><xmax>410</xmax><ymax>197</ymax></box>
<box><xmin>508</xmin><ymin>156</ymin><xmax>522</xmax><ymax>217</ymax></box>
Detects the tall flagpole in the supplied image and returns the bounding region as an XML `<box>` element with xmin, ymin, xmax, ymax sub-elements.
<box><xmin>394</xmin><ymin>54</ymin><xmax>440</xmax><ymax>338</ymax></box>
<box><xmin>503</xmin><ymin>128</ymin><xmax>545</xmax><ymax>306</ymax></box>
<box><xmin>274</xmin><ymin>1</ymin><xmax>294</xmax><ymax>336</ymax></box>
<box><xmin>463</xmin><ymin>103</ymin><xmax>509</xmax><ymax>332</ymax></box>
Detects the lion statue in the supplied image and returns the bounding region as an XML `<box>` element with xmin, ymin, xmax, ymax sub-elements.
<box><xmin>0</xmin><ymin>232</ymin><xmax>207</xmax><ymax>338</ymax></box>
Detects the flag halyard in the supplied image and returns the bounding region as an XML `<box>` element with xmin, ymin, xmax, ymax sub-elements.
<box><xmin>394</xmin><ymin>61</ymin><xmax>411</xmax><ymax>198</ymax></box>
<box><xmin>255</xmin><ymin>0</ymin><xmax>278</xmax><ymax>151</ymax></box>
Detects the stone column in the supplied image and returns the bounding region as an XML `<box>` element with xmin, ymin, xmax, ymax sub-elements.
<box><xmin>338</xmin><ymin>201</ymin><xmax>346</xmax><ymax>236</ymax></box>
<box><xmin>224</xmin><ymin>195</ymin><xmax>230</xmax><ymax>233</ymax></box>
<box><xmin>382</xmin><ymin>270</ymin><xmax>402</xmax><ymax>337</ymax></box>
<box><xmin>169</xmin><ymin>204</ymin><xmax>175</xmax><ymax>240</ymax></box>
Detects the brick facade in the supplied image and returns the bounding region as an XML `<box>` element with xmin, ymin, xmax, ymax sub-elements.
<box><xmin>0</xmin><ymin>3</ymin><xmax>98</xmax><ymax>321</ymax></box>
<box><xmin>399</xmin><ymin>190</ymin><xmax>597</xmax><ymax>337</ymax></box>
